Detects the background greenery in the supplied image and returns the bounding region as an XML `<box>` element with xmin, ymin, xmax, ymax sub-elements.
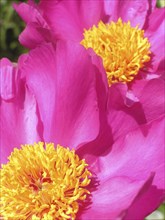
<box><xmin>0</xmin><ymin>0</ymin><xmax>27</xmax><ymax>61</ymax></box>
<box><xmin>0</xmin><ymin>0</ymin><xmax>165</xmax><ymax>218</ymax></box>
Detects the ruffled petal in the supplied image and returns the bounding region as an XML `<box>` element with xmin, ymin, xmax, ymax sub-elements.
<box><xmin>104</xmin><ymin>0</ymin><xmax>150</xmax><ymax>28</ymax></box>
<box><xmin>106</xmin><ymin>78</ymin><xmax>165</xmax><ymax>142</ymax></box>
<box><xmin>0</xmin><ymin>58</ymin><xmax>41</xmax><ymax>164</ymax></box>
<box><xmin>23</xmin><ymin>42</ymin><xmax>100</xmax><ymax>148</ymax></box>
<box><xmin>76</xmin><ymin>55</ymin><xmax>111</xmax><ymax>157</ymax></box>
<box><xmin>13</xmin><ymin>2</ymin><xmax>46</xmax><ymax>25</ymax></box>
<box><xmin>82</xmin><ymin>117</ymin><xmax>164</xmax><ymax>219</ymax></box>
<box><xmin>145</xmin><ymin>8</ymin><xmax>165</xmax><ymax>73</ymax></box>
<box><xmin>80</xmin><ymin>176</ymin><xmax>153</xmax><ymax>219</ymax></box>
<box><xmin>78</xmin><ymin>76</ymin><xmax>164</xmax><ymax>158</ymax></box>
<box><xmin>13</xmin><ymin>2</ymin><xmax>51</xmax><ymax>49</ymax></box>
<box><xmin>107</xmin><ymin>83</ymin><xmax>144</xmax><ymax>141</ymax></box>
<box><xmin>97</xmin><ymin>117</ymin><xmax>164</xmax><ymax>188</ymax></box>
<box><xmin>130</xmin><ymin>78</ymin><xmax>165</xmax><ymax>122</ymax></box>
<box><xmin>0</xmin><ymin>58</ymin><xmax>16</xmax><ymax>100</ymax></box>
<box><xmin>19</xmin><ymin>22</ymin><xmax>52</xmax><ymax>49</ymax></box>
<box><xmin>39</xmin><ymin>0</ymin><xmax>106</xmax><ymax>41</ymax></box>
<box><xmin>123</xmin><ymin>185</ymin><xmax>164</xmax><ymax>220</ymax></box>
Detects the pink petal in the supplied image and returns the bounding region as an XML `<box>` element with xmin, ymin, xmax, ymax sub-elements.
<box><xmin>13</xmin><ymin>2</ymin><xmax>46</xmax><ymax>25</ymax></box>
<box><xmin>19</xmin><ymin>22</ymin><xmax>52</xmax><ymax>49</ymax></box>
<box><xmin>123</xmin><ymin>185</ymin><xmax>164</xmax><ymax>220</ymax></box>
<box><xmin>0</xmin><ymin>58</ymin><xmax>41</xmax><ymax>164</ymax></box>
<box><xmin>96</xmin><ymin>117</ymin><xmax>165</xmax><ymax>189</ymax></box>
<box><xmin>81</xmin><ymin>117</ymin><xmax>164</xmax><ymax>219</ymax></box>
<box><xmin>78</xmin><ymin>77</ymin><xmax>164</xmax><ymax>164</ymax></box>
<box><xmin>13</xmin><ymin>2</ymin><xmax>51</xmax><ymax>49</ymax></box>
<box><xmin>23</xmin><ymin>42</ymin><xmax>100</xmax><ymax>148</ymax></box>
<box><xmin>0</xmin><ymin>58</ymin><xmax>16</xmax><ymax>100</ymax></box>
<box><xmin>107</xmin><ymin>83</ymin><xmax>142</xmax><ymax>141</ymax></box>
<box><xmin>104</xmin><ymin>0</ymin><xmax>150</xmax><ymax>28</ymax></box>
<box><xmin>106</xmin><ymin>77</ymin><xmax>165</xmax><ymax>143</ymax></box>
<box><xmin>145</xmin><ymin>8</ymin><xmax>165</xmax><ymax>73</ymax></box>
<box><xmin>76</xmin><ymin>55</ymin><xmax>111</xmax><ymax>157</ymax></box>
<box><xmin>131</xmin><ymin>78</ymin><xmax>165</xmax><ymax>122</ymax></box>
<box><xmin>80</xmin><ymin>176</ymin><xmax>153</xmax><ymax>219</ymax></box>
<box><xmin>39</xmin><ymin>0</ymin><xmax>106</xmax><ymax>41</ymax></box>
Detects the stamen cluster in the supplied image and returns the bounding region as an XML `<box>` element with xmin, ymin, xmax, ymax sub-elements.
<box><xmin>0</xmin><ymin>142</ymin><xmax>92</xmax><ymax>219</ymax></box>
<box><xmin>81</xmin><ymin>18</ymin><xmax>151</xmax><ymax>84</ymax></box>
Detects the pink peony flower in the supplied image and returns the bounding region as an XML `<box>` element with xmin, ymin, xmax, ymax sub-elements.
<box><xmin>0</xmin><ymin>41</ymin><xmax>164</xmax><ymax>219</ymax></box>
<box><xmin>1</xmin><ymin>117</ymin><xmax>164</xmax><ymax>219</ymax></box>
<box><xmin>14</xmin><ymin>0</ymin><xmax>164</xmax><ymax>76</ymax></box>
<box><xmin>13</xmin><ymin>0</ymin><xmax>165</xmax><ymax>137</ymax></box>
<box><xmin>1</xmin><ymin>1</ymin><xmax>164</xmax><ymax>218</ymax></box>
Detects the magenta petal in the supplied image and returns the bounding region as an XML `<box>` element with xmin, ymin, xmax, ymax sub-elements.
<box><xmin>39</xmin><ymin>0</ymin><xmax>83</xmax><ymax>41</ymax></box>
<box><xmin>13</xmin><ymin>2</ymin><xmax>51</xmax><ymax>49</ymax></box>
<box><xmin>123</xmin><ymin>185</ymin><xmax>164</xmax><ymax>220</ymax></box>
<box><xmin>131</xmin><ymin>78</ymin><xmax>165</xmax><ymax>122</ymax></box>
<box><xmin>19</xmin><ymin>22</ymin><xmax>52</xmax><ymax>49</ymax></box>
<box><xmin>0</xmin><ymin>58</ymin><xmax>41</xmax><ymax>164</ymax></box>
<box><xmin>107</xmin><ymin>78</ymin><xmax>165</xmax><ymax>141</ymax></box>
<box><xmin>97</xmin><ymin>117</ymin><xmax>164</xmax><ymax>189</ymax></box>
<box><xmin>104</xmin><ymin>0</ymin><xmax>150</xmax><ymax>28</ymax></box>
<box><xmin>145</xmin><ymin>8</ymin><xmax>165</xmax><ymax>73</ymax></box>
<box><xmin>72</xmin><ymin>0</ymin><xmax>106</xmax><ymax>29</ymax></box>
<box><xmin>0</xmin><ymin>58</ymin><xmax>16</xmax><ymax>100</ymax></box>
<box><xmin>78</xmin><ymin>117</ymin><xmax>164</xmax><ymax>219</ymax></box>
<box><xmin>80</xmin><ymin>176</ymin><xmax>152</xmax><ymax>219</ymax></box>
<box><xmin>107</xmin><ymin>83</ymin><xmax>144</xmax><ymax>141</ymax></box>
<box><xmin>76</xmin><ymin>55</ymin><xmax>111</xmax><ymax>158</ymax></box>
<box><xmin>23</xmin><ymin>42</ymin><xmax>100</xmax><ymax>148</ymax></box>
<box><xmin>13</xmin><ymin>2</ymin><xmax>46</xmax><ymax>25</ymax></box>
<box><xmin>83</xmin><ymin>117</ymin><xmax>164</xmax><ymax>219</ymax></box>
<box><xmin>39</xmin><ymin>0</ymin><xmax>106</xmax><ymax>41</ymax></box>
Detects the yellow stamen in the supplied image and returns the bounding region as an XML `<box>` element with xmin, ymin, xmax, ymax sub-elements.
<box><xmin>0</xmin><ymin>142</ymin><xmax>92</xmax><ymax>219</ymax></box>
<box><xmin>81</xmin><ymin>18</ymin><xmax>151</xmax><ymax>85</ymax></box>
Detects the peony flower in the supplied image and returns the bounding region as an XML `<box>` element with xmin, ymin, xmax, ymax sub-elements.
<box><xmin>1</xmin><ymin>115</ymin><xmax>164</xmax><ymax>219</ymax></box>
<box><xmin>13</xmin><ymin>0</ymin><xmax>165</xmax><ymax>138</ymax></box>
<box><xmin>1</xmin><ymin>1</ymin><xmax>164</xmax><ymax>217</ymax></box>
<box><xmin>0</xmin><ymin>41</ymin><xmax>164</xmax><ymax>219</ymax></box>
<box><xmin>14</xmin><ymin>0</ymin><xmax>164</xmax><ymax>79</ymax></box>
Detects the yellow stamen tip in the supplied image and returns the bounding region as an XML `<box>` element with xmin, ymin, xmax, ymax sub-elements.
<box><xmin>81</xmin><ymin>18</ymin><xmax>151</xmax><ymax>85</ymax></box>
<box><xmin>0</xmin><ymin>142</ymin><xmax>92</xmax><ymax>219</ymax></box>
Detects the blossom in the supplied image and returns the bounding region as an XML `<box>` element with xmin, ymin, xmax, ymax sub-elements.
<box><xmin>13</xmin><ymin>0</ymin><xmax>165</xmax><ymax>138</ymax></box>
<box><xmin>1</xmin><ymin>116</ymin><xmax>164</xmax><ymax>219</ymax></box>
<box><xmin>14</xmin><ymin>0</ymin><xmax>164</xmax><ymax>78</ymax></box>
<box><xmin>1</xmin><ymin>143</ymin><xmax>92</xmax><ymax>219</ymax></box>
<box><xmin>0</xmin><ymin>41</ymin><xmax>164</xmax><ymax>219</ymax></box>
<box><xmin>1</xmin><ymin>1</ymin><xmax>164</xmax><ymax>218</ymax></box>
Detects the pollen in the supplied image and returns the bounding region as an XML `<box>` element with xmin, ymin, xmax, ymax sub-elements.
<box><xmin>0</xmin><ymin>142</ymin><xmax>92</xmax><ymax>219</ymax></box>
<box><xmin>81</xmin><ymin>18</ymin><xmax>151</xmax><ymax>85</ymax></box>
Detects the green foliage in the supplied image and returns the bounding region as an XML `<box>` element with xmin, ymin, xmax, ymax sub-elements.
<box><xmin>0</xmin><ymin>0</ymin><xmax>27</xmax><ymax>61</ymax></box>
<box><xmin>157</xmin><ymin>0</ymin><xmax>165</xmax><ymax>7</ymax></box>
<box><xmin>158</xmin><ymin>203</ymin><xmax>165</xmax><ymax>217</ymax></box>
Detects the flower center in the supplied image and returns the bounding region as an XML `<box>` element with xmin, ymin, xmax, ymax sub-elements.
<box><xmin>81</xmin><ymin>18</ymin><xmax>151</xmax><ymax>85</ymax></box>
<box><xmin>0</xmin><ymin>142</ymin><xmax>92</xmax><ymax>219</ymax></box>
